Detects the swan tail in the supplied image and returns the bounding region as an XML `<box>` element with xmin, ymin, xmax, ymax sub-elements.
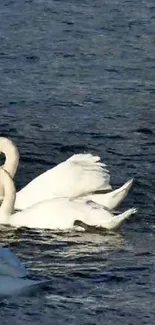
<box><xmin>108</xmin><ymin>207</ymin><xmax>137</xmax><ymax>230</ymax></box>
<box><xmin>87</xmin><ymin>178</ymin><xmax>133</xmax><ymax>210</ymax></box>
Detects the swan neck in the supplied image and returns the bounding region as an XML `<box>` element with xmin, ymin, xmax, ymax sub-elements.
<box><xmin>0</xmin><ymin>168</ymin><xmax>16</xmax><ymax>221</ymax></box>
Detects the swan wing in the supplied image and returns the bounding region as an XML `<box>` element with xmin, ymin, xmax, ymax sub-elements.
<box><xmin>67</xmin><ymin>153</ymin><xmax>111</xmax><ymax>194</ymax></box>
<box><xmin>0</xmin><ymin>247</ymin><xmax>28</xmax><ymax>278</ymax></box>
<box><xmin>16</xmin><ymin>153</ymin><xmax>112</xmax><ymax>209</ymax></box>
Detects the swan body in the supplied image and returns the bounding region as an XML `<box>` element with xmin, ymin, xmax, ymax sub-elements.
<box><xmin>0</xmin><ymin>137</ymin><xmax>133</xmax><ymax>211</ymax></box>
<box><xmin>0</xmin><ymin>168</ymin><xmax>137</xmax><ymax>231</ymax></box>
<box><xmin>0</xmin><ymin>247</ymin><xmax>49</xmax><ymax>298</ymax></box>
<box><xmin>10</xmin><ymin>200</ymin><xmax>137</xmax><ymax>230</ymax></box>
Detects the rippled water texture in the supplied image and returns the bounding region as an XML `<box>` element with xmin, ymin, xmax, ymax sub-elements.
<box><xmin>0</xmin><ymin>0</ymin><xmax>155</xmax><ymax>324</ymax></box>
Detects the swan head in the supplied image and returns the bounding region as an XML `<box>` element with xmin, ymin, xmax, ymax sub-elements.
<box><xmin>0</xmin><ymin>137</ymin><xmax>19</xmax><ymax>178</ymax></box>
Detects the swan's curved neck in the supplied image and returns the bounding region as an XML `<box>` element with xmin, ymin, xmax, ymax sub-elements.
<box><xmin>0</xmin><ymin>168</ymin><xmax>16</xmax><ymax>223</ymax></box>
<box><xmin>0</xmin><ymin>137</ymin><xmax>19</xmax><ymax>178</ymax></box>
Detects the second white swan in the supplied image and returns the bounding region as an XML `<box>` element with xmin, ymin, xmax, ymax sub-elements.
<box><xmin>0</xmin><ymin>167</ymin><xmax>137</xmax><ymax>231</ymax></box>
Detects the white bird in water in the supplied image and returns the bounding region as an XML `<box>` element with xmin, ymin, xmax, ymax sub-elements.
<box><xmin>0</xmin><ymin>167</ymin><xmax>137</xmax><ymax>231</ymax></box>
<box><xmin>0</xmin><ymin>137</ymin><xmax>133</xmax><ymax>210</ymax></box>
<box><xmin>0</xmin><ymin>247</ymin><xmax>50</xmax><ymax>298</ymax></box>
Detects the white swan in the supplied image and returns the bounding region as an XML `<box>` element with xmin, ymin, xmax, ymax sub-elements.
<box><xmin>0</xmin><ymin>167</ymin><xmax>137</xmax><ymax>231</ymax></box>
<box><xmin>0</xmin><ymin>247</ymin><xmax>50</xmax><ymax>298</ymax></box>
<box><xmin>0</xmin><ymin>137</ymin><xmax>133</xmax><ymax>210</ymax></box>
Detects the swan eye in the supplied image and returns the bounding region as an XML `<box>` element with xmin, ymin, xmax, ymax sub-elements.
<box><xmin>0</xmin><ymin>152</ymin><xmax>5</xmax><ymax>166</ymax></box>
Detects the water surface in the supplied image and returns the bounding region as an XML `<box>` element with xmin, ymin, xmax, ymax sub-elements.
<box><xmin>0</xmin><ymin>0</ymin><xmax>155</xmax><ymax>324</ymax></box>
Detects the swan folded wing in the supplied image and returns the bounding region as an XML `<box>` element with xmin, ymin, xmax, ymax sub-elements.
<box><xmin>0</xmin><ymin>247</ymin><xmax>28</xmax><ymax>278</ymax></box>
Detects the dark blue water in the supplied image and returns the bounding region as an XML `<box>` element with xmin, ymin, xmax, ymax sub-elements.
<box><xmin>0</xmin><ymin>0</ymin><xmax>155</xmax><ymax>324</ymax></box>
